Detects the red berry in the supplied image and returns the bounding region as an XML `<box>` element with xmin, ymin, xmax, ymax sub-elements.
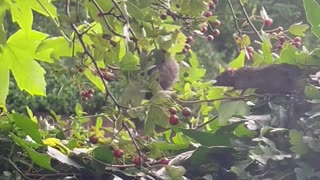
<box><xmin>168</xmin><ymin>107</ymin><xmax>177</xmax><ymax>115</ymax></box>
<box><xmin>182</xmin><ymin>48</ymin><xmax>189</xmax><ymax>54</ymax></box>
<box><xmin>293</xmin><ymin>41</ymin><xmax>302</xmax><ymax>48</ymax></box>
<box><xmin>277</xmin><ymin>43</ymin><xmax>283</xmax><ymax>50</ymax></box>
<box><xmin>212</xmin><ymin>20</ymin><xmax>221</xmax><ymax>27</ymax></box>
<box><xmin>278</xmin><ymin>36</ymin><xmax>286</xmax><ymax>43</ymax></box>
<box><xmin>204</xmin><ymin>11</ymin><xmax>212</xmax><ymax>18</ymax></box>
<box><xmin>182</xmin><ymin>107</ymin><xmax>191</xmax><ymax>117</ymax></box>
<box><xmin>264</xmin><ymin>18</ymin><xmax>273</xmax><ymax>27</ymax></box>
<box><xmin>208</xmin><ymin>1</ymin><xmax>215</xmax><ymax>9</ymax></box>
<box><xmin>200</xmin><ymin>26</ymin><xmax>208</xmax><ymax>33</ymax></box>
<box><xmin>184</xmin><ymin>44</ymin><xmax>191</xmax><ymax>50</ymax></box>
<box><xmin>160</xmin><ymin>158</ymin><xmax>169</xmax><ymax>165</ymax></box>
<box><xmin>88</xmin><ymin>89</ymin><xmax>95</xmax><ymax>94</ymax></box>
<box><xmin>169</xmin><ymin>115</ymin><xmax>179</xmax><ymax>125</ymax></box>
<box><xmin>293</xmin><ymin>37</ymin><xmax>301</xmax><ymax>43</ymax></box>
<box><xmin>186</xmin><ymin>36</ymin><xmax>193</xmax><ymax>43</ymax></box>
<box><xmin>89</xmin><ymin>135</ymin><xmax>98</xmax><ymax>144</ymax></box>
<box><xmin>132</xmin><ymin>156</ymin><xmax>141</xmax><ymax>166</ymax></box>
<box><xmin>166</xmin><ymin>10</ymin><xmax>172</xmax><ymax>16</ymax></box>
<box><xmin>113</xmin><ymin>149</ymin><xmax>124</xmax><ymax>158</ymax></box>
<box><xmin>160</xmin><ymin>13</ymin><xmax>167</xmax><ymax>20</ymax></box>
<box><xmin>212</xmin><ymin>29</ymin><xmax>220</xmax><ymax>37</ymax></box>
<box><xmin>207</xmin><ymin>35</ymin><xmax>214</xmax><ymax>41</ymax></box>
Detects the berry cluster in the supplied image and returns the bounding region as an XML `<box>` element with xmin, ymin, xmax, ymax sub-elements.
<box><xmin>168</xmin><ymin>107</ymin><xmax>192</xmax><ymax>125</ymax></box>
<box><xmin>181</xmin><ymin>0</ymin><xmax>221</xmax><ymax>53</ymax></box>
<box><xmin>275</xmin><ymin>35</ymin><xmax>302</xmax><ymax>50</ymax></box>
<box><xmin>80</xmin><ymin>88</ymin><xmax>95</xmax><ymax>101</ymax></box>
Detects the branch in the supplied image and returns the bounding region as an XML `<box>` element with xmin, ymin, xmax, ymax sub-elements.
<box><xmin>176</xmin><ymin>95</ymin><xmax>257</xmax><ymax>104</ymax></box>
<box><xmin>66</xmin><ymin>0</ymin><xmax>129</xmax><ymax>109</ymax></box>
<box><xmin>237</xmin><ymin>0</ymin><xmax>262</xmax><ymax>41</ymax></box>
<box><xmin>226</xmin><ymin>0</ymin><xmax>242</xmax><ymax>36</ymax></box>
<box><xmin>194</xmin><ymin>115</ymin><xmax>218</xmax><ymax>129</ymax></box>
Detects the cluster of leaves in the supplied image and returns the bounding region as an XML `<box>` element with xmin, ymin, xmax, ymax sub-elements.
<box><xmin>1</xmin><ymin>0</ymin><xmax>320</xmax><ymax>179</ymax></box>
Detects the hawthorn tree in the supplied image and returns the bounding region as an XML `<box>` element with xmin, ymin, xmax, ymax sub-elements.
<box><xmin>1</xmin><ymin>0</ymin><xmax>320</xmax><ymax>179</ymax></box>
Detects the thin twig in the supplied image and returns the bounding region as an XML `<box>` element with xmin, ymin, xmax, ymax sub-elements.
<box><xmin>237</xmin><ymin>0</ymin><xmax>262</xmax><ymax>41</ymax></box>
<box><xmin>0</xmin><ymin>155</ymin><xmax>33</xmax><ymax>180</ymax></box>
<box><xmin>176</xmin><ymin>95</ymin><xmax>258</xmax><ymax>104</ymax></box>
<box><xmin>122</xmin><ymin>123</ymin><xmax>144</xmax><ymax>163</ymax></box>
<box><xmin>66</xmin><ymin>0</ymin><xmax>129</xmax><ymax>109</ymax></box>
<box><xmin>227</xmin><ymin>0</ymin><xmax>242</xmax><ymax>36</ymax></box>
<box><xmin>194</xmin><ymin>115</ymin><xmax>218</xmax><ymax>129</ymax></box>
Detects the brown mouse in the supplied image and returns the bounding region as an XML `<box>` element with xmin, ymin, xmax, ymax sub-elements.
<box><xmin>213</xmin><ymin>63</ymin><xmax>305</xmax><ymax>93</ymax></box>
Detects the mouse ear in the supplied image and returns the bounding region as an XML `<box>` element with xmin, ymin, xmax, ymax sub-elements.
<box><xmin>226</xmin><ymin>67</ymin><xmax>236</xmax><ymax>76</ymax></box>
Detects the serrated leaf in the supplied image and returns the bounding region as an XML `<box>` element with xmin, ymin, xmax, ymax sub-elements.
<box><xmin>288</xmin><ymin>23</ymin><xmax>309</xmax><ymax>36</ymax></box>
<box><xmin>3</xmin><ymin>29</ymin><xmax>48</xmax><ymax>96</ymax></box>
<box><xmin>120</xmin><ymin>52</ymin><xmax>140</xmax><ymax>71</ymax></box>
<box><xmin>218</xmin><ymin>101</ymin><xmax>249</xmax><ymax>126</ymax></box>
<box><xmin>305</xmin><ymin>85</ymin><xmax>320</xmax><ymax>99</ymax></box>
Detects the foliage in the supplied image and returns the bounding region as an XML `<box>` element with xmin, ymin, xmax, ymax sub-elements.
<box><xmin>1</xmin><ymin>0</ymin><xmax>320</xmax><ymax>179</ymax></box>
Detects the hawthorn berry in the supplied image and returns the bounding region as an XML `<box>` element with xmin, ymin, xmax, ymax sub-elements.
<box><xmin>212</xmin><ymin>29</ymin><xmax>220</xmax><ymax>37</ymax></box>
<box><xmin>160</xmin><ymin>158</ymin><xmax>169</xmax><ymax>165</ymax></box>
<box><xmin>200</xmin><ymin>26</ymin><xmax>208</xmax><ymax>33</ymax></box>
<box><xmin>207</xmin><ymin>35</ymin><xmax>214</xmax><ymax>41</ymax></box>
<box><xmin>212</xmin><ymin>20</ymin><xmax>221</xmax><ymax>27</ymax></box>
<box><xmin>132</xmin><ymin>156</ymin><xmax>141</xmax><ymax>166</ymax></box>
<box><xmin>89</xmin><ymin>135</ymin><xmax>99</xmax><ymax>144</ymax></box>
<box><xmin>264</xmin><ymin>18</ymin><xmax>273</xmax><ymax>27</ymax></box>
<box><xmin>184</xmin><ymin>44</ymin><xmax>191</xmax><ymax>50</ymax></box>
<box><xmin>168</xmin><ymin>107</ymin><xmax>177</xmax><ymax>115</ymax></box>
<box><xmin>293</xmin><ymin>37</ymin><xmax>301</xmax><ymax>43</ymax></box>
<box><xmin>186</xmin><ymin>36</ymin><xmax>193</xmax><ymax>43</ymax></box>
<box><xmin>204</xmin><ymin>11</ymin><xmax>212</xmax><ymax>18</ymax></box>
<box><xmin>113</xmin><ymin>149</ymin><xmax>124</xmax><ymax>158</ymax></box>
<box><xmin>169</xmin><ymin>114</ymin><xmax>179</xmax><ymax>125</ymax></box>
<box><xmin>182</xmin><ymin>107</ymin><xmax>191</xmax><ymax>117</ymax></box>
<box><xmin>160</xmin><ymin>13</ymin><xmax>167</xmax><ymax>20</ymax></box>
<box><xmin>208</xmin><ymin>1</ymin><xmax>216</xmax><ymax>9</ymax></box>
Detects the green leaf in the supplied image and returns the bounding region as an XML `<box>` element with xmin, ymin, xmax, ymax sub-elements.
<box><xmin>305</xmin><ymin>85</ymin><xmax>320</xmax><ymax>99</ymax></box>
<box><xmin>84</xmin><ymin>69</ymin><xmax>105</xmax><ymax>92</ymax></box>
<box><xmin>120</xmin><ymin>52</ymin><xmax>140</xmax><ymax>71</ymax></box>
<box><xmin>30</xmin><ymin>0</ymin><xmax>57</xmax><ymax>18</ymax></box>
<box><xmin>229</xmin><ymin>50</ymin><xmax>245</xmax><ymax>68</ymax></box>
<box><xmin>188</xmin><ymin>146</ymin><xmax>235</xmax><ymax>166</ymax></box>
<box><xmin>234</xmin><ymin>124</ymin><xmax>256</xmax><ymax>137</ymax></box>
<box><xmin>218</xmin><ymin>101</ymin><xmax>249</xmax><ymax>125</ymax></box>
<box><xmin>3</xmin><ymin>29</ymin><xmax>48</xmax><ymax>96</ymax></box>
<box><xmin>277</xmin><ymin>44</ymin><xmax>298</xmax><ymax>64</ymax></box>
<box><xmin>92</xmin><ymin>147</ymin><xmax>114</xmax><ymax>163</ymax></box>
<box><xmin>26</xmin><ymin>146</ymin><xmax>54</xmax><ymax>170</ymax></box>
<box><xmin>125</xmin><ymin>1</ymin><xmax>145</xmax><ymax>21</ymax></box>
<box><xmin>10</xmin><ymin>113</ymin><xmax>43</xmax><ymax>144</ymax></box>
<box><xmin>288</xmin><ymin>23</ymin><xmax>309</xmax><ymax>36</ymax></box>
<box><xmin>304</xmin><ymin>0</ymin><xmax>320</xmax><ymax>39</ymax></box>
<box><xmin>7</xmin><ymin>0</ymin><xmax>33</xmax><ymax>29</ymax></box>
<box><xmin>165</xmin><ymin>166</ymin><xmax>186</xmax><ymax>179</ymax></box>
<box><xmin>289</xmin><ymin>130</ymin><xmax>308</xmax><ymax>155</ymax></box>
<box><xmin>151</xmin><ymin>141</ymin><xmax>189</xmax><ymax>151</ymax></box>
<box><xmin>180</xmin><ymin>128</ymin><xmax>234</xmax><ymax>146</ymax></box>
<box><xmin>261</xmin><ymin>40</ymin><xmax>273</xmax><ymax>63</ymax></box>
<box><xmin>0</xmin><ymin>55</ymin><xmax>9</xmax><ymax>107</ymax></box>
<box><xmin>145</xmin><ymin>106</ymin><xmax>170</xmax><ymax>135</ymax></box>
